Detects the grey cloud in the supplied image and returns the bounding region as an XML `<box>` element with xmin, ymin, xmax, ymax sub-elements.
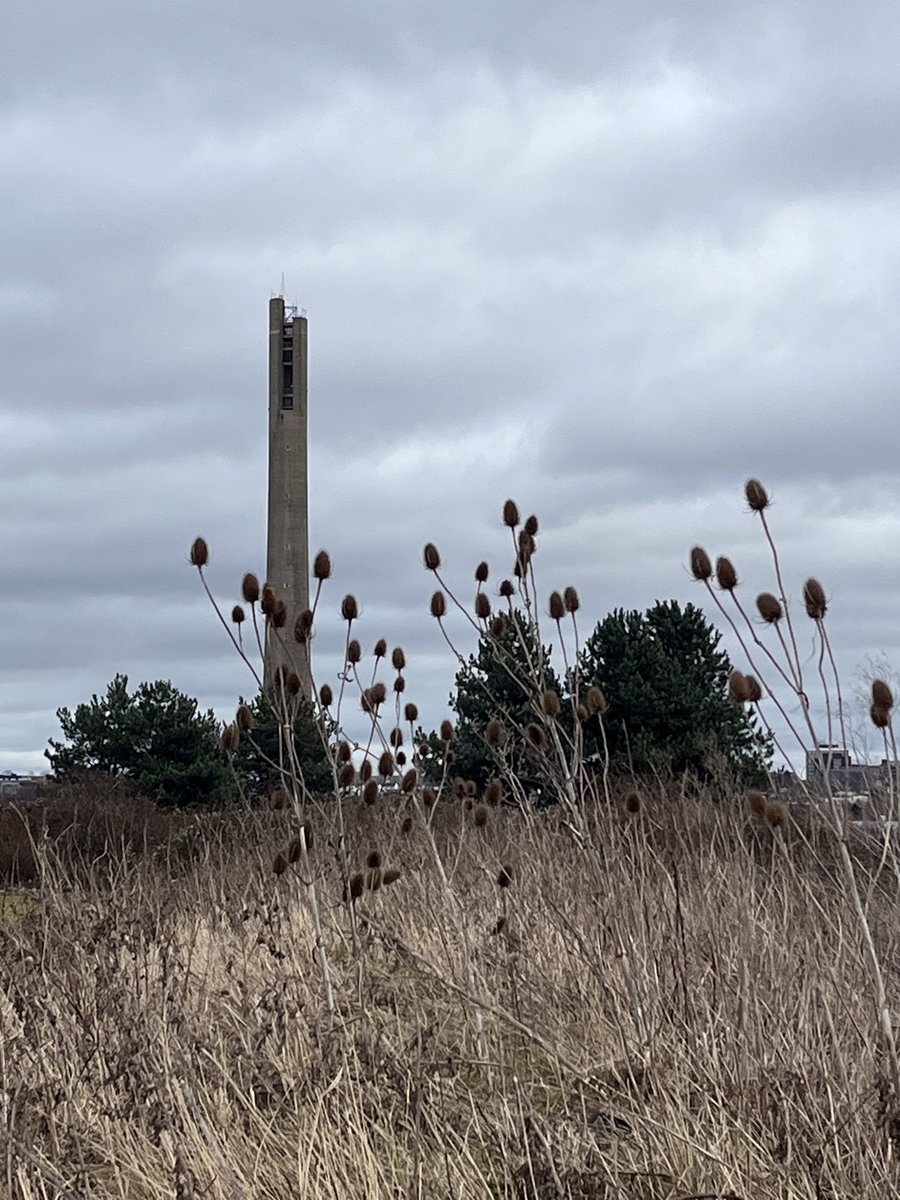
<box><xmin>4</xmin><ymin>2</ymin><xmax>900</xmax><ymax>773</ymax></box>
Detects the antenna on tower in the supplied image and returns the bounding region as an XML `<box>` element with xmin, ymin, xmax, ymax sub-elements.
<box><xmin>280</xmin><ymin>271</ymin><xmax>286</xmax><ymax>297</ymax></box>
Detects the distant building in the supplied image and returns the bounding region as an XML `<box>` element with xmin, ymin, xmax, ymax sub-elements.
<box><xmin>264</xmin><ymin>296</ymin><xmax>311</xmax><ymax>694</ymax></box>
<box><xmin>805</xmin><ymin>745</ymin><xmax>898</xmax><ymax>792</ymax></box>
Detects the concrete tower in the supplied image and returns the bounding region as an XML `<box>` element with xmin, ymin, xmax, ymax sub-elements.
<box><xmin>265</xmin><ymin>296</ymin><xmax>310</xmax><ymax>692</ymax></box>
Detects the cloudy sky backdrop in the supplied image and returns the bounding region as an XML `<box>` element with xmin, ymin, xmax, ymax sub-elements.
<box><xmin>4</xmin><ymin>2</ymin><xmax>900</xmax><ymax>776</ymax></box>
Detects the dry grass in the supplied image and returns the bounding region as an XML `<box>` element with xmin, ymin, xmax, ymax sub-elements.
<box><xmin>1</xmin><ymin>786</ymin><xmax>898</xmax><ymax>1199</ymax></box>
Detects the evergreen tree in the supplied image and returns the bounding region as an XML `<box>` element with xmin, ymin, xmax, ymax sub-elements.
<box><xmin>47</xmin><ymin>675</ymin><xmax>231</xmax><ymax>807</ymax></box>
<box><xmin>232</xmin><ymin>692</ymin><xmax>333</xmax><ymax>798</ymax></box>
<box><xmin>450</xmin><ymin>611</ymin><xmax>564</xmax><ymax>789</ymax></box>
<box><xmin>578</xmin><ymin>600</ymin><xmax>769</xmax><ymax>782</ymax></box>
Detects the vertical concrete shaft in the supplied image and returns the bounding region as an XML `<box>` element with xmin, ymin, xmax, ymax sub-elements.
<box><xmin>265</xmin><ymin>296</ymin><xmax>311</xmax><ymax>693</ymax></box>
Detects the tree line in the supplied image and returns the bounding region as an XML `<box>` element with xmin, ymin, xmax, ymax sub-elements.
<box><xmin>46</xmin><ymin>600</ymin><xmax>768</xmax><ymax>806</ymax></box>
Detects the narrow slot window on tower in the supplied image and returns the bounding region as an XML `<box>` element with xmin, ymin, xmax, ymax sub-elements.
<box><xmin>282</xmin><ymin>326</ymin><xmax>294</xmax><ymax>408</ymax></box>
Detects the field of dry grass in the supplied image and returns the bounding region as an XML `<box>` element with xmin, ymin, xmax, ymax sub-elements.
<box><xmin>2</xmin><ymin>783</ymin><xmax>898</xmax><ymax>1199</ymax></box>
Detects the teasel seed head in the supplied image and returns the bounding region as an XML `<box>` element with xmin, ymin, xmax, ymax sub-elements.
<box><xmin>285</xmin><ymin>670</ymin><xmax>301</xmax><ymax>695</ymax></box>
<box><xmin>803</xmin><ymin>578</ymin><xmax>828</xmax><ymax>620</ymax></box>
<box><xmin>370</xmin><ymin>639</ymin><xmax>386</xmax><ymax>659</ymax></box>
<box><xmin>401</xmin><ymin>815</ymin><xmax>413</xmax><ymax>834</ymax></box>
<box><xmin>871</xmin><ymin>703</ymin><xmax>891</xmax><ymax>729</ymax></box>
<box><xmin>391</xmin><ymin>647</ymin><xmax>406</xmax><ymax>670</ymax></box>
<box><xmin>319</xmin><ymin>682</ymin><xmax>334</xmax><ymax>708</ymax></box>
<box><xmin>747</xmin><ymin>790</ymin><xmax>768</xmax><ymax>818</ymax></box>
<box><xmin>587</xmin><ymin>685</ymin><xmax>607</xmax><ymax>715</ymax></box>
<box><xmin>338</xmin><ymin>763</ymin><xmax>356</xmax><ymax>788</ymax></box>
<box><xmin>440</xmin><ymin>719</ymin><xmax>454</xmax><ymax>742</ymax></box>
<box><xmin>484</xmin><ymin>778</ymin><xmax>504</xmax><ymax>805</ymax></box>
<box><xmin>765</xmin><ymin>801</ymin><xmax>787</xmax><ymax>828</ymax></box>
<box><xmin>383</xmin><ymin>868</ymin><xmax>401</xmax><ymax>885</ymax></box>
<box><xmin>231</xmin><ymin>604</ymin><xmax>245</xmax><ymax>625</ymax></box>
<box><xmin>423</xmin><ymin>786</ymin><xmax>437</xmax><ymax>808</ymax></box>
<box><xmin>430</xmin><ymin>590</ymin><xmax>447</xmax><ymax>618</ymax></box>
<box><xmin>499</xmin><ymin>579</ymin><xmax>515</xmax><ymax>599</ymax></box>
<box><xmin>261</xmin><ymin>585</ymin><xmax>277</xmax><ymax>616</ymax></box>
<box><xmin>756</xmin><ymin>592</ymin><xmax>783</xmax><ymax>624</ymax></box>
<box><xmin>475</xmin><ymin>592</ymin><xmax>491</xmax><ymax>620</ymax></box>
<box><xmin>518</xmin><ymin>529</ymin><xmax>536</xmax><ymax>560</ymax></box>
<box><xmin>271</xmin><ymin>599</ymin><xmax>287</xmax><ymax>628</ymax></box>
<box><xmin>715</xmin><ymin>556</ymin><xmax>738</xmax><ymax>591</ymax></box>
<box><xmin>502</xmin><ymin>499</ymin><xmax>520</xmax><ymax>528</ymax></box>
<box><xmin>221</xmin><ymin>723</ymin><xmax>239</xmax><ymax>754</ymax></box>
<box><xmin>366</xmin><ymin>849</ymin><xmax>382</xmax><ymax>870</ymax></box>
<box><xmin>273</xmin><ymin>852</ymin><xmax>288</xmax><ymax>876</ymax></box>
<box><xmin>363</xmin><ymin>779</ymin><xmax>379</xmax><ymax>804</ymax></box>
<box><xmin>401</xmin><ymin>768</ymin><xmax>417</xmax><ymax>794</ymax></box>
<box><xmin>242</xmin><ymin>572</ymin><xmax>260</xmax><ymax>603</ymax></box>
<box><xmin>371</xmin><ymin>681</ymin><xmax>387</xmax><ymax>706</ymax></box>
<box><xmin>378</xmin><ymin>750</ymin><xmax>394</xmax><ymax>776</ymax></box>
<box><xmin>346</xmin><ymin>639</ymin><xmax>362</xmax><ymax>665</ymax></box>
<box><xmin>348</xmin><ymin>872</ymin><xmax>365</xmax><ymax>902</ymax></box>
<box><xmin>404</xmin><ymin>702</ymin><xmax>419</xmax><ymax>723</ymax></box>
<box><xmin>389</xmin><ymin>726</ymin><xmax>403</xmax><ymax>748</ymax></box>
<box><xmin>236</xmin><ymin>704</ymin><xmax>253</xmax><ymax>732</ymax></box>
<box><xmin>541</xmin><ymin>689</ymin><xmax>561</xmax><ymax>718</ymax></box>
<box><xmin>524</xmin><ymin>514</ymin><xmax>539</xmax><ymax>536</ymax></box>
<box><xmin>490</xmin><ymin>615</ymin><xmax>507</xmax><ymax>637</ymax></box>
<box><xmin>394</xmin><ymin>675</ymin><xmax>406</xmax><ymax>694</ymax></box>
<box><xmin>745</xmin><ymin>478</ymin><xmax>770</xmax><ymax>512</ymax></box>
<box><xmin>496</xmin><ymin>864</ymin><xmax>513</xmax><ymax>889</ymax></box>
<box><xmin>689</xmin><ymin>546</ymin><xmax>712</xmax><ymax>581</ymax></box>
<box><xmin>423</xmin><ymin>543</ymin><xmax>441</xmax><ymax>570</ymax></box>
<box><xmin>270</xmin><ymin>787</ymin><xmax>287</xmax><ymax>811</ymax></box>
<box><xmin>452</xmin><ymin>777</ymin><xmax>467</xmax><ymax>800</ymax></box>
<box><xmin>341</xmin><ymin>594</ymin><xmax>359</xmax><ymax>622</ymax></box>
<box><xmin>728</xmin><ymin>670</ymin><xmax>751</xmax><ymax>703</ymax></box>
<box><xmin>624</xmin><ymin>790</ymin><xmax>641</xmax><ymax>814</ymax></box>
<box><xmin>474</xmin><ymin>804</ymin><xmax>488</xmax><ymax>827</ymax></box>
<box><xmin>337</xmin><ymin>740</ymin><xmax>352</xmax><ymax>764</ymax></box>
<box><xmin>525</xmin><ymin>723</ymin><xmax>547</xmax><ymax>749</ymax></box>
<box><xmin>548</xmin><ymin>591</ymin><xmax>565</xmax><ymax>621</ymax></box>
<box><xmin>313</xmin><ymin>549</ymin><xmax>332</xmax><ymax>581</ymax></box>
<box><xmin>475</xmin><ymin>561</ymin><xmax>489</xmax><ymax>583</ymax></box>
<box><xmin>190</xmin><ymin>536</ymin><xmax>209</xmax><ymax>567</ymax></box>
<box><xmin>872</xmin><ymin>679</ymin><xmax>894</xmax><ymax>710</ymax></box>
<box><xmin>360</xmin><ymin>758</ymin><xmax>373</xmax><ymax>782</ymax></box>
<box><xmin>396</xmin><ymin>750</ymin><xmax>407</xmax><ymax>766</ymax></box>
<box><xmin>745</xmin><ymin>675</ymin><xmax>763</xmax><ymax>702</ymax></box>
<box><xmin>288</xmin><ymin>837</ymin><xmax>304</xmax><ymax>864</ymax></box>
<box><xmin>293</xmin><ymin>609</ymin><xmax>314</xmax><ymax>644</ymax></box>
<box><xmin>485</xmin><ymin>717</ymin><xmax>505</xmax><ymax>747</ymax></box>
<box><xmin>563</xmin><ymin>586</ymin><xmax>580</xmax><ymax>614</ymax></box>
<box><xmin>576</xmin><ymin>703</ymin><xmax>589</xmax><ymax>722</ymax></box>
<box><xmin>465</xmin><ymin>779</ymin><xmax>477</xmax><ymax>797</ymax></box>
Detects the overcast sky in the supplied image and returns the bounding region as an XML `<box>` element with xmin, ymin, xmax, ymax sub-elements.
<box><xmin>3</xmin><ymin>2</ymin><xmax>900</xmax><ymax>777</ymax></box>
